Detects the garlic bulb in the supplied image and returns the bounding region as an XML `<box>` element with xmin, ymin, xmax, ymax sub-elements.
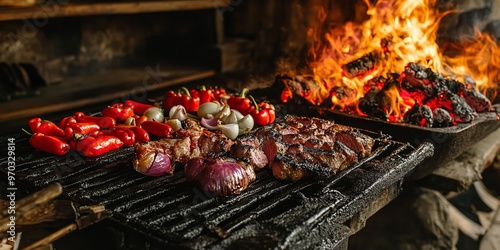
<box><xmin>214</xmin><ymin>104</ymin><xmax>231</xmax><ymax>120</ymax></box>
<box><xmin>168</xmin><ymin>105</ymin><xmax>187</xmax><ymax>121</ymax></box>
<box><xmin>124</xmin><ymin>116</ymin><xmax>136</xmax><ymax>126</ymax></box>
<box><xmin>238</xmin><ymin>114</ymin><xmax>254</xmax><ymax>134</ymax></box>
<box><xmin>165</xmin><ymin>119</ymin><xmax>182</xmax><ymax>131</ymax></box>
<box><xmin>224</xmin><ymin>109</ymin><xmax>243</xmax><ymax>124</ymax></box>
<box><xmin>218</xmin><ymin>123</ymin><xmax>239</xmax><ymax>140</ymax></box>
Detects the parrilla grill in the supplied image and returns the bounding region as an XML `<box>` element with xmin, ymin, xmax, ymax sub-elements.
<box><xmin>0</xmin><ymin>114</ymin><xmax>434</xmax><ymax>249</ymax></box>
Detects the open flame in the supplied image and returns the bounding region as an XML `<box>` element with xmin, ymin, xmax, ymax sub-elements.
<box><xmin>288</xmin><ymin>0</ymin><xmax>499</xmax><ymax>123</ymax></box>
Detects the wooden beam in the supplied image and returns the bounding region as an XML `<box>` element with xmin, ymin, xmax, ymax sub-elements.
<box><xmin>0</xmin><ymin>1</ymin><xmax>230</xmax><ymax>22</ymax></box>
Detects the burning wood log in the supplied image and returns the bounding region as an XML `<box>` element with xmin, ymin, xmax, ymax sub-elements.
<box><xmin>342</xmin><ymin>53</ymin><xmax>378</xmax><ymax>79</ymax></box>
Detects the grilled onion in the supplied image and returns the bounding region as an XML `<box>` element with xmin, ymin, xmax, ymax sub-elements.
<box><xmin>144</xmin><ymin>107</ymin><xmax>165</xmax><ymax>122</ymax></box>
<box><xmin>185</xmin><ymin>157</ymin><xmax>250</xmax><ymax>196</ymax></box>
<box><xmin>133</xmin><ymin>151</ymin><xmax>173</xmax><ymax>177</ymax></box>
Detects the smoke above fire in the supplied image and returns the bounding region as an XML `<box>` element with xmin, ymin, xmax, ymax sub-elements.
<box><xmin>299</xmin><ymin>0</ymin><xmax>500</xmax><ymax>114</ymax></box>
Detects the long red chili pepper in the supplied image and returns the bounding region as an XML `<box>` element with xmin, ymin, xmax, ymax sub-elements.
<box><xmin>116</xmin><ymin>126</ymin><xmax>150</xmax><ymax>143</ymax></box>
<box><xmin>103</xmin><ymin>128</ymin><xmax>136</xmax><ymax>146</ymax></box>
<box><xmin>74</xmin><ymin>135</ymin><xmax>124</xmax><ymax>157</ymax></box>
<box><xmin>68</xmin><ymin>122</ymin><xmax>100</xmax><ymax>134</ymax></box>
<box><xmin>101</xmin><ymin>106</ymin><xmax>135</xmax><ymax>123</ymax></box>
<box><xmin>28</xmin><ymin>118</ymin><xmax>66</xmax><ymax>138</ymax></box>
<box><xmin>141</xmin><ymin>121</ymin><xmax>172</xmax><ymax>137</ymax></box>
<box><xmin>246</xmin><ymin>95</ymin><xmax>276</xmax><ymax>126</ymax></box>
<box><xmin>124</xmin><ymin>100</ymin><xmax>155</xmax><ymax>115</ymax></box>
<box><xmin>75</xmin><ymin>112</ymin><xmax>116</xmax><ymax>129</ymax></box>
<box><xmin>30</xmin><ymin>133</ymin><xmax>70</xmax><ymax>156</ymax></box>
<box><xmin>58</xmin><ymin>116</ymin><xmax>77</xmax><ymax>129</ymax></box>
<box><xmin>227</xmin><ymin>88</ymin><xmax>252</xmax><ymax>115</ymax></box>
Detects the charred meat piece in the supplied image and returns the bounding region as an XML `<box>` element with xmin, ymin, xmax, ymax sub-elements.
<box><xmin>342</xmin><ymin>53</ymin><xmax>378</xmax><ymax>79</ymax></box>
<box><xmin>184</xmin><ymin>157</ymin><xmax>255</xmax><ymax>196</ymax></box>
<box><xmin>269</xmin><ymin>147</ymin><xmax>353</xmax><ymax>181</ymax></box>
<box><xmin>284</xmin><ymin>114</ymin><xmax>336</xmax><ymax>130</ymax></box>
<box><xmin>403</xmin><ymin>104</ymin><xmax>433</xmax><ymax>127</ymax></box>
<box><xmin>133</xmin><ymin>119</ymin><xmax>233</xmax><ymax>176</ymax></box>
<box><xmin>459</xmin><ymin>88</ymin><xmax>493</xmax><ymax>113</ymax></box>
<box><xmin>230</xmin><ymin>134</ymin><xmax>268</xmax><ymax>169</ymax></box>
<box><xmin>261</xmin><ymin>130</ymin><xmax>359</xmax><ymax>181</ymax></box>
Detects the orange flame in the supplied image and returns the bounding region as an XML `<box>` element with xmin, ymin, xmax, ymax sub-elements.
<box><xmin>304</xmin><ymin>0</ymin><xmax>499</xmax><ymax>121</ymax></box>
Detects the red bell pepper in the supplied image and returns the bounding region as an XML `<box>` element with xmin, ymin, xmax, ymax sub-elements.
<box><xmin>30</xmin><ymin>133</ymin><xmax>70</xmax><ymax>156</ymax></box>
<box><xmin>73</xmin><ymin>135</ymin><xmax>124</xmax><ymax>157</ymax></box>
<box><xmin>28</xmin><ymin>118</ymin><xmax>66</xmax><ymax>138</ymax></box>
<box><xmin>212</xmin><ymin>86</ymin><xmax>227</xmax><ymax>101</ymax></box>
<box><xmin>101</xmin><ymin>106</ymin><xmax>135</xmax><ymax>123</ymax></box>
<box><xmin>162</xmin><ymin>87</ymin><xmax>201</xmax><ymax>112</ymax></box>
<box><xmin>163</xmin><ymin>90</ymin><xmax>182</xmax><ymax>110</ymax></box>
<box><xmin>124</xmin><ymin>100</ymin><xmax>155</xmax><ymax>116</ymax></box>
<box><xmin>179</xmin><ymin>87</ymin><xmax>200</xmax><ymax>112</ymax></box>
<box><xmin>141</xmin><ymin>121</ymin><xmax>172</xmax><ymax>137</ymax></box>
<box><xmin>198</xmin><ymin>86</ymin><xmax>214</xmax><ymax>104</ymax></box>
<box><xmin>247</xmin><ymin>96</ymin><xmax>276</xmax><ymax>126</ymax></box>
<box><xmin>227</xmin><ymin>88</ymin><xmax>252</xmax><ymax>115</ymax></box>
<box><xmin>74</xmin><ymin>112</ymin><xmax>116</xmax><ymax>129</ymax></box>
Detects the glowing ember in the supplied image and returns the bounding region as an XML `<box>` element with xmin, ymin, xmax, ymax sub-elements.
<box><xmin>281</xmin><ymin>0</ymin><xmax>499</xmax><ymax>127</ymax></box>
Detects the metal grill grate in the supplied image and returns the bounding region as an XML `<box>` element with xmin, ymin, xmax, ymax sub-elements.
<box><xmin>0</xmin><ymin>129</ymin><xmax>434</xmax><ymax>249</ymax></box>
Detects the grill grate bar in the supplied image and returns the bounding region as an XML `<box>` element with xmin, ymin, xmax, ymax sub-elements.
<box><xmin>99</xmin><ymin>172</ymin><xmax>186</xmax><ymax>207</ymax></box>
<box><xmin>208</xmin><ymin>183</ymin><xmax>310</xmax><ymax>237</ymax></box>
<box><xmin>145</xmin><ymin>175</ymin><xmax>279</xmax><ymax>226</ymax></box>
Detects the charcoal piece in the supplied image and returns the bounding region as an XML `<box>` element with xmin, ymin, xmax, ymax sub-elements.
<box><xmin>358</xmin><ymin>88</ymin><xmax>388</xmax><ymax>120</ymax></box>
<box><xmin>445</xmin><ymin>79</ymin><xmax>464</xmax><ymax>94</ymax></box>
<box><xmin>432</xmin><ymin>108</ymin><xmax>454</xmax><ymax>127</ymax></box>
<box><xmin>342</xmin><ymin>53</ymin><xmax>378</xmax><ymax>79</ymax></box>
<box><xmin>426</xmin><ymin>91</ymin><xmax>476</xmax><ymax>123</ymax></box>
<box><xmin>401</xmin><ymin>63</ymin><xmax>453</xmax><ymax>100</ymax></box>
<box><xmin>403</xmin><ymin>104</ymin><xmax>433</xmax><ymax>127</ymax></box>
<box><xmin>459</xmin><ymin>88</ymin><xmax>493</xmax><ymax>113</ymax></box>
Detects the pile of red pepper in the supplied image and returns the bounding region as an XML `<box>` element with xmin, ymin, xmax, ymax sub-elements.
<box><xmin>226</xmin><ymin>88</ymin><xmax>275</xmax><ymax>126</ymax></box>
<box><xmin>27</xmin><ymin>99</ymin><xmax>173</xmax><ymax>157</ymax></box>
<box><xmin>163</xmin><ymin>86</ymin><xmax>227</xmax><ymax>112</ymax></box>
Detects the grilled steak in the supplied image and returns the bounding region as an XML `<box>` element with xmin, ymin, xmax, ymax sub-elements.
<box><xmin>134</xmin><ymin>115</ymin><xmax>376</xmax><ymax>189</ymax></box>
<box><xmin>230</xmin><ymin>134</ymin><xmax>268</xmax><ymax>169</ymax></box>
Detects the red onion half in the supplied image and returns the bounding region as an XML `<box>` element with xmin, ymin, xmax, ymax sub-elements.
<box><xmin>133</xmin><ymin>151</ymin><xmax>173</xmax><ymax>177</ymax></box>
<box><xmin>184</xmin><ymin>157</ymin><xmax>250</xmax><ymax>196</ymax></box>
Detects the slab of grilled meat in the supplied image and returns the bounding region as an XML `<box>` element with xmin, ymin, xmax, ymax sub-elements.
<box><xmin>133</xmin><ymin>115</ymin><xmax>376</xmax><ymax>194</ymax></box>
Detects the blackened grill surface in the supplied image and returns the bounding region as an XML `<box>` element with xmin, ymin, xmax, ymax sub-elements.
<box><xmin>0</xmin><ymin>129</ymin><xmax>434</xmax><ymax>249</ymax></box>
